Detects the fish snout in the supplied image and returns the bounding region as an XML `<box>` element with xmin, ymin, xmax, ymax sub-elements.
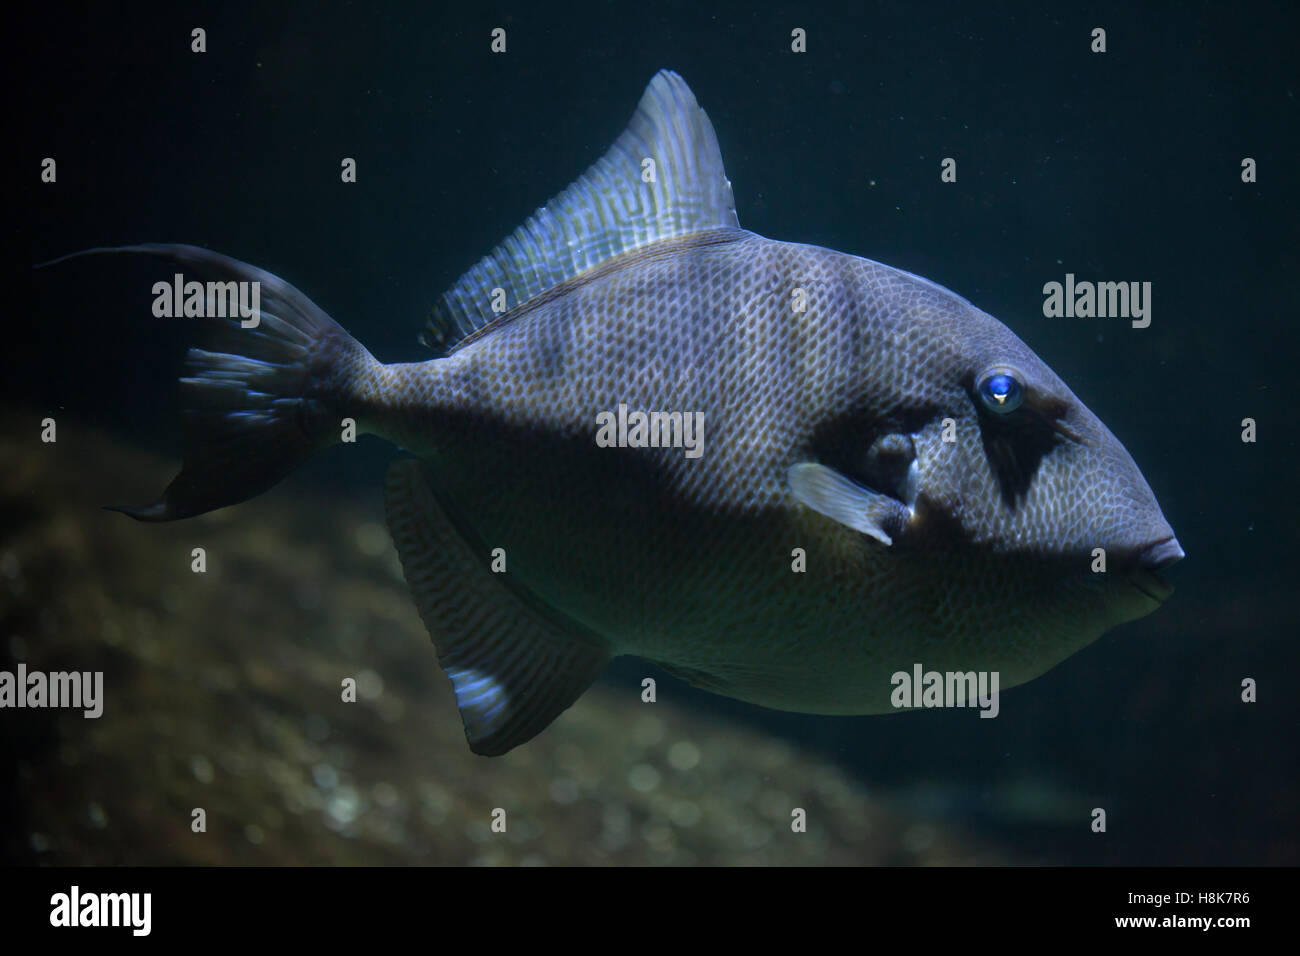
<box><xmin>1122</xmin><ymin>534</ymin><xmax>1184</xmax><ymax>604</ymax></box>
<box><xmin>1137</xmin><ymin>536</ymin><xmax>1185</xmax><ymax>571</ymax></box>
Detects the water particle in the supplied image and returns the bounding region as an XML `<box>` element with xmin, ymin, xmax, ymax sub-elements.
<box><xmin>311</xmin><ymin>763</ymin><xmax>339</xmax><ymax>790</ymax></box>
<box><xmin>327</xmin><ymin>786</ymin><xmax>361</xmax><ymax>825</ymax></box>
<box><xmin>903</xmin><ymin>823</ymin><xmax>937</xmax><ymax>854</ymax></box>
<box><xmin>87</xmin><ymin>803</ymin><xmax>108</xmax><ymax>829</ymax></box>
<box><xmin>628</xmin><ymin>764</ymin><xmax>661</xmax><ymax>792</ymax></box>
<box><xmin>632</xmin><ymin>715</ymin><xmax>665</xmax><ymax>747</ymax></box>
<box><xmin>190</xmin><ymin>755</ymin><xmax>215</xmax><ymax>784</ymax></box>
<box><xmin>667</xmin><ymin>740</ymin><xmax>701</xmax><ymax>771</ymax></box>
<box><xmin>304</xmin><ymin>713</ymin><xmax>330</xmax><ymax>742</ymax></box>
<box><xmin>669</xmin><ymin>800</ymin><xmax>702</xmax><ymax>828</ymax></box>
<box><xmin>549</xmin><ymin>777</ymin><xmax>580</xmax><ymax>805</ymax></box>
<box><xmin>355</xmin><ymin>522</ymin><xmax>390</xmax><ymax>557</ymax></box>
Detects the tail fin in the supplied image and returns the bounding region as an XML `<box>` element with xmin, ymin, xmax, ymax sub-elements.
<box><xmin>39</xmin><ymin>244</ymin><xmax>376</xmax><ymax>521</ymax></box>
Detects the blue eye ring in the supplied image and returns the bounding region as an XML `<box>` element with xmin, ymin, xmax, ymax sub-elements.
<box><xmin>977</xmin><ymin>367</ymin><xmax>1025</xmax><ymax>414</ymax></box>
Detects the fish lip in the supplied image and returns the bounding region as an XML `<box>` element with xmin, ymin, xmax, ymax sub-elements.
<box><xmin>1125</xmin><ymin>537</ymin><xmax>1183</xmax><ymax>603</ymax></box>
<box><xmin>1127</xmin><ymin>567</ymin><xmax>1174</xmax><ymax>603</ymax></box>
<box><xmin>1137</xmin><ymin>536</ymin><xmax>1185</xmax><ymax>571</ymax></box>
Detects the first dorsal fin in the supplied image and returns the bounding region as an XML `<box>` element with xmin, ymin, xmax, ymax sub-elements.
<box><xmin>422</xmin><ymin>69</ymin><xmax>740</xmax><ymax>352</ymax></box>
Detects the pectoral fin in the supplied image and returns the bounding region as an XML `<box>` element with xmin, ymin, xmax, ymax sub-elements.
<box><xmin>788</xmin><ymin>462</ymin><xmax>909</xmax><ymax>546</ymax></box>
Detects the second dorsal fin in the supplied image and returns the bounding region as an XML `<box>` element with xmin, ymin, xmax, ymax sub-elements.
<box><xmin>422</xmin><ymin>69</ymin><xmax>740</xmax><ymax>352</ymax></box>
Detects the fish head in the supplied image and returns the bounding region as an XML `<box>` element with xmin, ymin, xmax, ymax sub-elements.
<box><xmin>918</xmin><ymin>294</ymin><xmax>1180</xmax><ymax>613</ymax></box>
<box><xmin>807</xmin><ymin>266</ymin><xmax>1183</xmax><ymax>673</ymax></box>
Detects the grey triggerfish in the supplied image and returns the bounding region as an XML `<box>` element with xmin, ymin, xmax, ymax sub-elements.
<box><xmin>47</xmin><ymin>71</ymin><xmax>1182</xmax><ymax>755</ymax></box>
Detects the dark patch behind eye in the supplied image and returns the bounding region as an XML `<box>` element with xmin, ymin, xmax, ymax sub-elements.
<box><xmin>974</xmin><ymin>389</ymin><xmax>1071</xmax><ymax>509</ymax></box>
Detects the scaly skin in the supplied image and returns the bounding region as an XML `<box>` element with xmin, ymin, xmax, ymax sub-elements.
<box><xmin>345</xmin><ymin>228</ymin><xmax>1174</xmax><ymax>713</ymax></box>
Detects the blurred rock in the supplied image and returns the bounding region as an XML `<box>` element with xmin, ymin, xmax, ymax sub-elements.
<box><xmin>0</xmin><ymin>414</ymin><xmax>1009</xmax><ymax>865</ymax></box>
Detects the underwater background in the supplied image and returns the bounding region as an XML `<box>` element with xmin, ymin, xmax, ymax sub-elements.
<box><xmin>9</xmin><ymin>1</ymin><xmax>1298</xmax><ymax>865</ymax></box>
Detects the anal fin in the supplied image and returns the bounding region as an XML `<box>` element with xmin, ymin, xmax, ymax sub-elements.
<box><xmin>384</xmin><ymin>459</ymin><xmax>610</xmax><ymax>756</ymax></box>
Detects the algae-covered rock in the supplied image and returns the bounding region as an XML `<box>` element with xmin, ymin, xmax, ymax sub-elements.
<box><xmin>1</xmin><ymin>415</ymin><xmax>1007</xmax><ymax>865</ymax></box>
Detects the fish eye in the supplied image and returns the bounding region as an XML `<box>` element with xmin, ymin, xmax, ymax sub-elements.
<box><xmin>977</xmin><ymin>367</ymin><xmax>1025</xmax><ymax>414</ymax></box>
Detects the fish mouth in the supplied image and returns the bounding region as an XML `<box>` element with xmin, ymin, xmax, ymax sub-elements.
<box><xmin>1125</xmin><ymin>536</ymin><xmax>1184</xmax><ymax>603</ymax></box>
<box><xmin>1128</xmin><ymin>567</ymin><xmax>1174</xmax><ymax>603</ymax></box>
